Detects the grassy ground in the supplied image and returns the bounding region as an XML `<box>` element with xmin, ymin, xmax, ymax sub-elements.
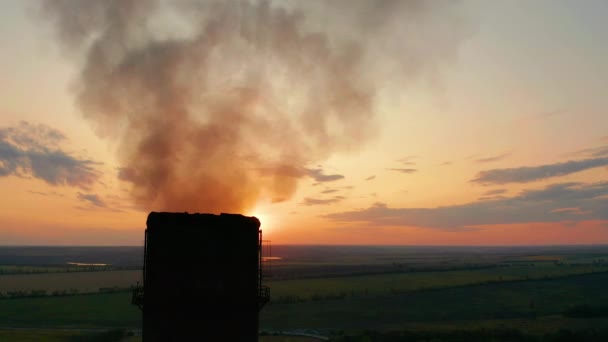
<box><xmin>1</xmin><ymin>264</ymin><xmax>605</xmax><ymax>297</ymax></box>
<box><xmin>260</xmin><ymin>337</ymin><xmax>323</xmax><ymax>342</ymax></box>
<box><xmin>1</xmin><ymin>246</ymin><xmax>608</xmax><ymax>340</ymax></box>
<box><xmin>261</xmin><ymin>272</ymin><xmax>608</xmax><ymax>332</ymax></box>
<box><xmin>0</xmin><ymin>330</ymin><xmax>82</xmax><ymax>342</ymax></box>
<box><xmin>268</xmin><ymin>264</ymin><xmax>608</xmax><ymax>300</ymax></box>
<box><xmin>0</xmin><ymin>292</ymin><xmax>140</xmax><ymax>328</ymax></box>
<box><xmin>0</xmin><ymin>270</ymin><xmax>142</xmax><ymax>294</ymax></box>
<box><xmin>0</xmin><ymin>272</ymin><xmax>607</xmax><ymax>333</ymax></box>
<box><xmin>0</xmin><ymin>330</ymin><xmax>322</xmax><ymax>342</ymax></box>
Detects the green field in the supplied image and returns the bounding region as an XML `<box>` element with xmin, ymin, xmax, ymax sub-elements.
<box><xmin>263</xmin><ymin>272</ymin><xmax>608</xmax><ymax>332</ymax></box>
<box><xmin>2</xmin><ymin>246</ymin><xmax>608</xmax><ymax>340</ymax></box>
<box><xmin>269</xmin><ymin>264</ymin><xmax>608</xmax><ymax>300</ymax></box>
<box><xmin>0</xmin><ymin>330</ymin><xmax>321</xmax><ymax>342</ymax></box>
<box><xmin>1</xmin><ymin>272</ymin><xmax>608</xmax><ymax>333</ymax></box>
<box><xmin>1</xmin><ymin>255</ymin><xmax>606</xmax><ymax>298</ymax></box>
<box><xmin>0</xmin><ymin>330</ymin><xmax>83</xmax><ymax>342</ymax></box>
<box><xmin>0</xmin><ymin>292</ymin><xmax>140</xmax><ymax>328</ymax></box>
<box><xmin>0</xmin><ymin>270</ymin><xmax>142</xmax><ymax>294</ymax></box>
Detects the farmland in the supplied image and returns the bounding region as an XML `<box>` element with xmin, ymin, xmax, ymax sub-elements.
<box><xmin>2</xmin><ymin>272</ymin><xmax>608</xmax><ymax>340</ymax></box>
<box><xmin>1</xmin><ymin>245</ymin><xmax>608</xmax><ymax>341</ymax></box>
<box><xmin>0</xmin><ymin>270</ymin><xmax>141</xmax><ymax>294</ymax></box>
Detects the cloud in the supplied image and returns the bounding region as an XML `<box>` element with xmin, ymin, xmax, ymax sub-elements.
<box><xmin>0</xmin><ymin>122</ymin><xmax>101</xmax><ymax>189</ymax></box>
<box><xmin>28</xmin><ymin>190</ymin><xmax>65</xmax><ymax>197</ymax></box>
<box><xmin>305</xmin><ymin>168</ymin><xmax>344</xmax><ymax>182</ymax></box>
<box><xmin>440</xmin><ymin>161</ymin><xmax>453</xmax><ymax>166</ymax></box>
<box><xmin>472</xmin><ymin>157</ymin><xmax>608</xmax><ymax>185</ymax></box>
<box><xmin>574</xmin><ymin>145</ymin><xmax>608</xmax><ymax>158</ymax></box>
<box><xmin>483</xmin><ymin>189</ymin><xmax>507</xmax><ymax>196</ymax></box>
<box><xmin>517</xmin><ymin>110</ymin><xmax>563</xmax><ymax>123</ymax></box>
<box><xmin>77</xmin><ymin>192</ymin><xmax>107</xmax><ymax>207</ymax></box>
<box><xmin>551</xmin><ymin>207</ymin><xmax>591</xmax><ymax>215</ymax></box>
<box><xmin>536</xmin><ymin>110</ymin><xmax>563</xmax><ymax>119</ymax></box>
<box><xmin>397</xmin><ymin>155</ymin><xmax>418</xmax><ymax>165</ymax></box>
<box><xmin>252</xmin><ymin>165</ymin><xmax>344</xmax><ymax>184</ymax></box>
<box><xmin>398</xmin><ymin>155</ymin><xmax>417</xmax><ymax>161</ymax></box>
<box><xmin>302</xmin><ymin>196</ymin><xmax>345</xmax><ymax>206</ymax></box>
<box><xmin>477</xmin><ymin>196</ymin><xmax>507</xmax><ymax>201</ymax></box>
<box><xmin>325</xmin><ymin>182</ymin><xmax>608</xmax><ymax>230</ymax></box>
<box><xmin>365</xmin><ymin>175</ymin><xmax>376</xmax><ymax>181</ymax></box>
<box><xmin>388</xmin><ymin>168</ymin><xmax>417</xmax><ymax>174</ymax></box>
<box><xmin>321</xmin><ymin>189</ymin><xmax>339</xmax><ymax>194</ymax></box>
<box><xmin>474</xmin><ymin>153</ymin><xmax>511</xmax><ymax>163</ymax></box>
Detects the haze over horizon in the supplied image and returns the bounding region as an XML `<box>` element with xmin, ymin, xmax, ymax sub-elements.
<box><xmin>1</xmin><ymin>0</ymin><xmax>607</xmax><ymax>245</ymax></box>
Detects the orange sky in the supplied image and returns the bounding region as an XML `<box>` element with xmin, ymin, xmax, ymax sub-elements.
<box><xmin>1</xmin><ymin>1</ymin><xmax>607</xmax><ymax>245</ymax></box>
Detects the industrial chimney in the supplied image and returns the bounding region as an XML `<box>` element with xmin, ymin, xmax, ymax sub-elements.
<box><xmin>134</xmin><ymin>212</ymin><xmax>269</xmax><ymax>341</ymax></box>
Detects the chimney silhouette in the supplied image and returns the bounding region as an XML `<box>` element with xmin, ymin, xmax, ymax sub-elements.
<box><xmin>135</xmin><ymin>212</ymin><xmax>269</xmax><ymax>341</ymax></box>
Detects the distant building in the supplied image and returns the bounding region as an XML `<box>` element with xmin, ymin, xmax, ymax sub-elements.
<box><xmin>138</xmin><ymin>212</ymin><xmax>269</xmax><ymax>341</ymax></box>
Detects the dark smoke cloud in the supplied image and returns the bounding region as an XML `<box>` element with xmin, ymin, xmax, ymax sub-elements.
<box><xmin>0</xmin><ymin>121</ymin><xmax>100</xmax><ymax>189</ymax></box>
<box><xmin>42</xmin><ymin>0</ymin><xmax>470</xmax><ymax>213</ymax></box>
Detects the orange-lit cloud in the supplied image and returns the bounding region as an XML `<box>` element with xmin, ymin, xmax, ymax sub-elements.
<box><xmin>472</xmin><ymin>157</ymin><xmax>608</xmax><ymax>185</ymax></box>
<box><xmin>326</xmin><ymin>182</ymin><xmax>608</xmax><ymax>231</ymax></box>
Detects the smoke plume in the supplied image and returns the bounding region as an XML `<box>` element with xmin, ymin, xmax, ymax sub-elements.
<box><xmin>41</xmin><ymin>0</ymin><xmax>469</xmax><ymax>213</ymax></box>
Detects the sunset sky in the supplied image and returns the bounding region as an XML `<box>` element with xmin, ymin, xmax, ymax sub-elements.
<box><xmin>1</xmin><ymin>0</ymin><xmax>607</xmax><ymax>245</ymax></box>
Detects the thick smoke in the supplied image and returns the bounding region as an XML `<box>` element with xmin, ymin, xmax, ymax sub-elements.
<box><xmin>42</xmin><ymin>0</ymin><xmax>469</xmax><ymax>213</ymax></box>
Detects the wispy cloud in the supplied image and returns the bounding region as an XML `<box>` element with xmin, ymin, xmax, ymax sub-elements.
<box><xmin>253</xmin><ymin>165</ymin><xmax>344</xmax><ymax>183</ymax></box>
<box><xmin>483</xmin><ymin>189</ymin><xmax>507</xmax><ymax>196</ymax></box>
<box><xmin>573</xmin><ymin>145</ymin><xmax>608</xmax><ymax>158</ymax></box>
<box><xmin>474</xmin><ymin>153</ymin><xmax>511</xmax><ymax>163</ymax></box>
<box><xmin>302</xmin><ymin>196</ymin><xmax>345</xmax><ymax>206</ymax></box>
<box><xmin>551</xmin><ymin>207</ymin><xmax>591</xmax><ymax>215</ymax></box>
<box><xmin>517</xmin><ymin>110</ymin><xmax>564</xmax><ymax>123</ymax></box>
<box><xmin>440</xmin><ymin>161</ymin><xmax>453</xmax><ymax>166</ymax></box>
<box><xmin>28</xmin><ymin>190</ymin><xmax>65</xmax><ymax>197</ymax></box>
<box><xmin>397</xmin><ymin>155</ymin><xmax>417</xmax><ymax>165</ymax></box>
<box><xmin>398</xmin><ymin>155</ymin><xmax>417</xmax><ymax>161</ymax></box>
<box><xmin>325</xmin><ymin>182</ymin><xmax>608</xmax><ymax>230</ymax></box>
<box><xmin>536</xmin><ymin>109</ymin><xmax>563</xmax><ymax>119</ymax></box>
<box><xmin>321</xmin><ymin>189</ymin><xmax>339</xmax><ymax>194</ymax></box>
<box><xmin>472</xmin><ymin>157</ymin><xmax>608</xmax><ymax>185</ymax></box>
<box><xmin>365</xmin><ymin>175</ymin><xmax>376</xmax><ymax>181</ymax></box>
<box><xmin>388</xmin><ymin>168</ymin><xmax>417</xmax><ymax>174</ymax></box>
<box><xmin>77</xmin><ymin>192</ymin><xmax>107</xmax><ymax>207</ymax></box>
<box><xmin>0</xmin><ymin>122</ymin><xmax>101</xmax><ymax>189</ymax></box>
<box><xmin>305</xmin><ymin>168</ymin><xmax>344</xmax><ymax>182</ymax></box>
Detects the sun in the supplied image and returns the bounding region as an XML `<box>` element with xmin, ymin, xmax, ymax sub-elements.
<box><xmin>253</xmin><ymin>213</ymin><xmax>272</xmax><ymax>232</ymax></box>
<box><xmin>247</xmin><ymin>207</ymin><xmax>274</xmax><ymax>234</ymax></box>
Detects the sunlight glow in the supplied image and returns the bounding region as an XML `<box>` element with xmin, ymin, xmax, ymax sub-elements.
<box><xmin>247</xmin><ymin>206</ymin><xmax>274</xmax><ymax>234</ymax></box>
